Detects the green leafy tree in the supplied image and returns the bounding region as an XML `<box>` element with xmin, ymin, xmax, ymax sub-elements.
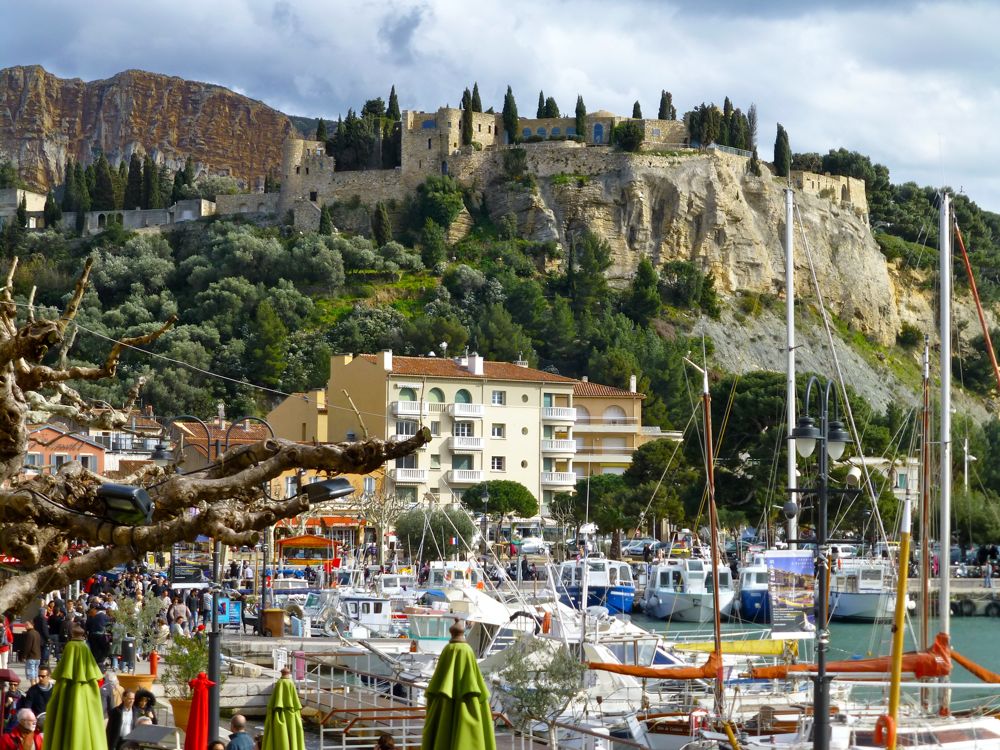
<box><xmin>543</xmin><ymin>97</ymin><xmax>559</xmax><ymax>118</ymax></box>
<box><xmin>84</xmin><ymin>163</ymin><xmax>96</xmax><ymax>198</ymax></box>
<box><xmin>263</xmin><ymin>173</ymin><xmax>280</xmax><ymax>193</ymax></box>
<box><xmin>574</xmin><ymin>96</ymin><xmax>586</xmax><ymax>139</ymax></box>
<box><xmin>141</xmin><ymin>155</ymin><xmax>160</xmax><ymax>209</ymax></box>
<box><xmin>565</xmin><ymin>232</ymin><xmax>612</xmax><ymax>316</ymax></box>
<box><xmin>183</xmin><ymin>156</ymin><xmax>196</xmax><ymax>186</ymax></box>
<box><xmin>43</xmin><ymin>191</ymin><xmax>62</xmax><ymax>228</ymax></box>
<box><xmin>330</xmin><ymin>109</ymin><xmax>377</xmax><ymax>171</ymax></box>
<box><xmin>461</xmin><ymin>87</ymin><xmax>474</xmax><ymax>146</ymax></box>
<box><xmin>93</xmin><ymin>154</ymin><xmax>116</xmax><ymax>211</ymax></box>
<box><xmin>612</xmin><ymin>120</ymin><xmax>644</xmax><ymax>151</ymax></box>
<box><xmin>502</xmin><ymin>86</ymin><xmax>519</xmax><ymax>144</ymax></box>
<box><xmin>361</xmin><ymin>98</ymin><xmax>386</xmax><ymax>119</ymax></box>
<box><xmin>394</xmin><ymin>508</ymin><xmax>476</xmax><ymax>562</ymax></box>
<box><xmin>249</xmin><ymin>299</ymin><xmax>288</xmax><ymax>387</ymax></box>
<box><xmin>315</xmin><ymin>118</ymin><xmax>327</xmax><ymax>141</ymax></box>
<box><xmin>461</xmin><ymin>480</ymin><xmax>538</xmax><ymax>519</ymax></box>
<box><xmin>774</xmin><ymin>123</ymin><xmax>791</xmax><ymax>177</ymax></box>
<box><xmin>413</xmin><ymin>175</ymin><xmax>464</xmax><ymax>229</ymax></box>
<box><xmin>124</xmin><ymin>153</ymin><xmax>143</xmax><ymax>209</ymax></box>
<box><xmin>0</xmin><ymin>161</ymin><xmax>19</xmax><ymax>189</ymax></box>
<box><xmin>584</xmin><ymin>473</ymin><xmax>628</xmax><ymax>556</ymax></box>
<box><xmin>371</xmin><ymin>200</ymin><xmax>393</xmax><ymax>247</ymax></box>
<box><xmin>792</xmin><ymin>152</ymin><xmax>823</xmax><ymax>173</ymax></box>
<box><xmin>623</xmin><ymin>257</ymin><xmax>660</xmax><ymax>325</ymax></box>
<box><xmin>15</xmin><ymin>196</ymin><xmax>27</xmax><ymax>228</ymax></box>
<box><xmin>158</xmin><ymin>165</ymin><xmax>173</xmax><ymax>206</ymax></box>
<box><xmin>658</xmin><ymin>90</ymin><xmax>676</xmax><ymax>120</ymax></box>
<box><xmin>474</xmin><ymin>303</ymin><xmax>536</xmax><ymax>365</ymax></box>
<box><xmin>419</xmin><ymin>218</ymin><xmax>447</xmax><ymax>268</ymax></box>
<box><xmin>387</xmin><ymin>85</ymin><xmax>401</xmax><ymax>120</ymax></box>
<box><xmin>318</xmin><ymin>204</ymin><xmax>333</xmax><ymax>234</ymax></box>
<box><xmin>536</xmin><ymin>90</ymin><xmax>545</xmax><ymax>118</ymax></box>
<box><xmin>632</xmin><ymin>100</ymin><xmax>642</xmax><ymax>119</ymax></box>
<box><xmin>471</xmin><ymin>82</ymin><xmax>482</xmax><ymax>113</ymax></box>
<box><xmin>61</xmin><ymin>160</ymin><xmax>77</xmax><ymax>212</ymax></box>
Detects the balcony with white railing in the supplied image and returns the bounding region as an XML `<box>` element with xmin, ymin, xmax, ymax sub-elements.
<box><xmin>391</xmin><ymin>400</ymin><xmax>429</xmax><ymax>417</ymax></box>
<box><xmin>449</xmin><ymin>436</ymin><xmax>484</xmax><ymax>451</ymax></box>
<box><xmin>448</xmin><ymin>403</ymin><xmax>484</xmax><ymax>418</ymax></box>
<box><xmin>447</xmin><ymin>469</ymin><xmax>484</xmax><ymax>484</ymax></box>
<box><xmin>541</xmin><ymin>439</ymin><xmax>577</xmax><ymax>454</ymax></box>
<box><xmin>390</xmin><ymin>468</ymin><xmax>428</xmax><ymax>484</ymax></box>
<box><xmin>541</xmin><ymin>471</ymin><xmax>577</xmax><ymax>486</ymax></box>
<box><xmin>541</xmin><ymin>406</ymin><xmax>577</xmax><ymax>422</ymax></box>
<box><xmin>574</xmin><ymin>416</ymin><xmax>640</xmax><ymax>433</ymax></box>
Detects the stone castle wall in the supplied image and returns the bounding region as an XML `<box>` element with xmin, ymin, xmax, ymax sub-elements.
<box><xmin>791</xmin><ymin>170</ymin><xmax>868</xmax><ymax>214</ymax></box>
<box><xmin>215</xmin><ymin>192</ymin><xmax>279</xmax><ymax>216</ymax></box>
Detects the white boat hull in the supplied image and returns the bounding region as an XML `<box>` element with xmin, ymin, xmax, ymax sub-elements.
<box><xmin>829</xmin><ymin>590</ymin><xmax>895</xmax><ymax>622</ymax></box>
<box><xmin>643</xmin><ymin>589</ymin><xmax>735</xmax><ymax>622</ymax></box>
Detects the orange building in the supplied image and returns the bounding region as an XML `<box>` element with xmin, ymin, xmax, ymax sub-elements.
<box><xmin>25</xmin><ymin>425</ymin><xmax>107</xmax><ymax>475</ymax></box>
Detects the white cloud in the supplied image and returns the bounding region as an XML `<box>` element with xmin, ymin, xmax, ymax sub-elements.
<box><xmin>2</xmin><ymin>0</ymin><xmax>999</xmax><ymax>210</ymax></box>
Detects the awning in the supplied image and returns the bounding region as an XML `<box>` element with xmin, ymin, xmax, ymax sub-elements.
<box><xmin>276</xmin><ymin>534</ymin><xmax>335</xmax><ymax>549</ymax></box>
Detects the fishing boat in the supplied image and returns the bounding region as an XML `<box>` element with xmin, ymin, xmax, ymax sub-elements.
<box><xmin>735</xmin><ymin>551</ymin><xmax>771</xmax><ymax>622</ymax></box>
<box><xmin>556</xmin><ymin>558</ymin><xmax>636</xmax><ymax>614</ymax></box>
<box><xmin>828</xmin><ymin>556</ymin><xmax>895</xmax><ymax>622</ymax></box>
<box><xmin>640</xmin><ymin>556</ymin><xmax>735</xmax><ymax>622</ymax></box>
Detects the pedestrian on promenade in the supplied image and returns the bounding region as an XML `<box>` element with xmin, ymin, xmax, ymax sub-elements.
<box><xmin>0</xmin><ymin>709</ymin><xmax>41</xmax><ymax>750</ymax></box>
<box><xmin>21</xmin><ymin>621</ymin><xmax>42</xmax><ymax>686</ymax></box>
<box><xmin>0</xmin><ymin>613</ymin><xmax>12</xmax><ymax>670</ymax></box>
<box><xmin>226</xmin><ymin>715</ymin><xmax>254</xmax><ymax>750</ymax></box>
<box><xmin>22</xmin><ymin>667</ymin><xmax>53</xmax><ymax>716</ymax></box>
<box><xmin>986</xmin><ymin>561</ymin><xmax>994</xmax><ymax>589</ymax></box>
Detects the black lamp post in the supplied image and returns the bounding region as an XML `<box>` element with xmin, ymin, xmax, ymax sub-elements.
<box><xmin>788</xmin><ymin>376</ymin><xmax>851</xmax><ymax>750</ymax></box>
<box><xmin>481</xmin><ymin>484</ymin><xmax>490</xmax><ymax>554</ymax></box>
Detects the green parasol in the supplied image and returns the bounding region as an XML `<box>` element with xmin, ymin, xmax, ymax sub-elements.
<box><xmin>42</xmin><ymin>634</ymin><xmax>107</xmax><ymax>750</ymax></box>
<box><xmin>421</xmin><ymin>620</ymin><xmax>496</xmax><ymax>750</ymax></box>
<box><xmin>261</xmin><ymin>670</ymin><xmax>304</xmax><ymax>750</ymax></box>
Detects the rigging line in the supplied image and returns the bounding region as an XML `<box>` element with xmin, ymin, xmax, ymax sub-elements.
<box><xmin>794</xmin><ymin>203</ymin><xmax>889</xmax><ymax>547</ymax></box>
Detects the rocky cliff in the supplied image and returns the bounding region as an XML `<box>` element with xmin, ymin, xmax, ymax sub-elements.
<box><xmin>0</xmin><ymin>65</ymin><xmax>292</xmax><ymax>190</ymax></box>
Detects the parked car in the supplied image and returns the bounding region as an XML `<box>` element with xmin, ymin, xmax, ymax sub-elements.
<box><xmin>622</xmin><ymin>538</ymin><xmax>658</xmax><ymax>558</ymax></box>
<box><xmin>519</xmin><ymin>537</ymin><xmax>551</xmax><ymax>555</ymax></box>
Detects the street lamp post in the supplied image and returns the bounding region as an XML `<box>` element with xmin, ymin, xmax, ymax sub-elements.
<box><xmin>788</xmin><ymin>376</ymin><xmax>852</xmax><ymax>750</ymax></box>
<box><xmin>481</xmin><ymin>484</ymin><xmax>489</xmax><ymax>556</ymax></box>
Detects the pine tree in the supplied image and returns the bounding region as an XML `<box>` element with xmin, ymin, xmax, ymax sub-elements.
<box><xmin>461</xmin><ymin>88</ymin><xmax>474</xmax><ymax>146</ymax></box>
<box><xmin>575</xmin><ymin>96</ymin><xmax>586</xmax><ymax>140</ymax></box>
<box><xmin>141</xmin><ymin>155</ymin><xmax>160</xmax><ymax>210</ymax></box>
<box><xmin>84</xmin><ymin>164</ymin><xmax>97</xmax><ymax>199</ymax></box>
<box><xmin>544</xmin><ymin>97</ymin><xmax>559</xmax><ymax>118</ymax></box>
<box><xmin>74</xmin><ymin>162</ymin><xmax>90</xmax><ymax>232</ymax></box>
<box><xmin>774</xmin><ymin>124</ymin><xmax>791</xmax><ymax>177</ymax></box>
<box><xmin>115</xmin><ymin>160</ymin><xmax>127</xmax><ymax>209</ymax></box>
<box><xmin>62</xmin><ymin>159</ymin><xmax>77</xmax><ymax>212</ymax></box>
<box><xmin>171</xmin><ymin>171</ymin><xmax>186</xmax><ymax>204</ymax></box>
<box><xmin>623</xmin><ymin>257</ymin><xmax>660</xmax><ymax>326</ymax></box>
<box><xmin>124</xmin><ymin>153</ymin><xmax>143</xmax><ymax>209</ymax></box>
<box><xmin>183</xmin><ymin>156</ymin><xmax>196</xmax><ymax>186</ymax></box>
<box><xmin>250</xmin><ymin>299</ymin><xmax>288</xmax><ymax>387</ymax></box>
<box><xmin>93</xmin><ymin>154</ymin><xmax>116</xmax><ymax>211</ymax></box>
<box><xmin>387</xmin><ymin>85</ymin><xmax>401</xmax><ymax>120</ymax></box>
<box><xmin>158</xmin><ymin>164</ymin><xmax>173</xmax><ymax>206</ymax></box>
<box><xmin>537</xmin><ymin>91</ymin><xmax>545</xmax><ymax>118</ymax></box>
<box><xmin>471</xmin><ymin>82</ymin><xmax>482</xmax><ymax>113</ymax></box>
<box><xmin>316</xmin><ymin>118</ymin><xmax>328</xmax><ymax>141</ymax></box>
<box><xmin>658</xmin><ymin>90</ymin><xmax>676</xmax><ymax>120</ymax></box>
<box><xmin>371</xmin><ymin>201</ymin><xmax>393</xmax><ymax>246</ymax></box>
<box><xmin>318</xmin><ymin>204</ymin><xmax>333</xmax><ymax>234</ymax></box>
<box><xmin>420</xmin><ymin>218</ymin><xmax>446</xmax><ymax>268</ymax></box>
<box><xmin>15</xmin><ymin>196</ymin><xmax>27</xmax><ymax>228</ymax></box>
<box><xmin>43</xmin><ymin>191</ymin><xmax>62</xmax><ymax>228</ymax></box>
<box><xmin>632</xmin><ymin>101</ymin><xmax>642</xmax><ymax>119</ymax></box>
<box><xmin>502</xmin><ymin>86</ymin><xmax>519</xmax><ymax>144</ymax></box>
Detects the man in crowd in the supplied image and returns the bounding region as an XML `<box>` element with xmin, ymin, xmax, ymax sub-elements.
<box><xmin>226</xmin><ymin>714</ymin><xmax>253</xmax><ymax>750</ymax></box>
<box><xmin>0</xmin><ymin>709</ymin><xmax>41</xmax><ymax>750</ymax></box>
<box><xmin>20</xmin><ymin>621</ymin><xmax>42</xmax><ymax>686</ymax></box>
<box><xmin>22</xmin><ymin>667</ymin><xmax>53</xmax><ymax>716</ymax></box>
<box><xmin>106</xmin><ymin>690</ymin><xmax>139</xmax><ymax>750</ymax></box>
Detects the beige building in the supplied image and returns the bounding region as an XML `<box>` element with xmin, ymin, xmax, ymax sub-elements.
<box><xmin>573</xmin><ymin>376</ymin><xmax>681</xmax><ymax>478</ymax></box>
<box><xmin>0</xmin><ymin>188</ymin><xmax>46</xmax><ymax>229</ymax></box>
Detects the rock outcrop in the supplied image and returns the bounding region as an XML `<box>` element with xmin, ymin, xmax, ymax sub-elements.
<box><xmin>0</xmin><ymin>65</ymin><xmax>292</xmax><ymax>191</ymax></box>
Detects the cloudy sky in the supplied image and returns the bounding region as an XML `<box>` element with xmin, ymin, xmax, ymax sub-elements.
<box><xmin>3</xmin><ymin>0</ymin><xmax>998</xmax><ymax>211</ymax></box>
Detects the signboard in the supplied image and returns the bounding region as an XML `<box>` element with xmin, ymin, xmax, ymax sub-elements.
<box><xmin>272</xmin><ymin>648</ymin><xmax>288</xmax><ymax>674</ymax></box>
<box><xmin>171</xmin><ymin>563</ymin><xmax>206</xmax><ymax>587</ymax></box>
<box><xmin>229</xmin><ymin>600</ymin><xmax>242</xmax><ymax>630</ymax></box>
<box><xmin>765</xmin><ymin>550</ymin><xmax>816</xmax><ymax>639</ymax></box>
<box><xmin>217</xmin><ymin>596</ymin><xmax>232</xmax><ymax>625</ymax></box>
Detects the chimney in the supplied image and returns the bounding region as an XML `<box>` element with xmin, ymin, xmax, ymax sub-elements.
<box><xmin>467</xmin><ymin>353</ymin><xmax>484</xmax><ymax>376</ymax></box>
<box><xmin>217</xmin><ymin>401</ymin><xmax>226</xmax><ymax>425</ymax></box>
<box><xmin>380</xmin><ymin>349</ymin><xmax>393</xmax><ymax>371</ymax></box>
<box><xmin>582</xmin><ymin>376</ymin><xmax>589</xmax><ymax>382</ymax></box>
<box><xmin>629</xmin><ymin>375</ymin><xmax>637</xmax><ymax>393</ymax></box>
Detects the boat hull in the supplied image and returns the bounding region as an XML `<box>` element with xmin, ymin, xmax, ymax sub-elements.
<box><xmin>829</xmin><ymin>590</ymin><xmax>895</xmax><ymax>622</ymax></box>
<box><xmin>737</xmin><ymin>588</ymin><xmax>771</xmax><ymax>623</ymax></box>
<box><xmin>642</xmin><ymin>589</ymin><xmax>734</xmax><ymax>622</ymax></box>
<box><xmin>560</xmin><ymin>585</ymin><xmax>635</xmax><ymax>614</ymax></box>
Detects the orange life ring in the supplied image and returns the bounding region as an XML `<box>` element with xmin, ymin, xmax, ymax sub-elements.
<box><xmin>874</xmin><ymin>714</ymin><xmax>895</xmax><ymax>747</ymax></box>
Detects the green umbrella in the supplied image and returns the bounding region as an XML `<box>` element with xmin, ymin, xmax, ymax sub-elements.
<box><xmin>421</xmin><ymin>620</ymin><xmax>496</xmax><ymax>750</ymax></box>
<box><xmin>262</xmin><ymin>671</ymin><xmax>304</xmax><ymax>750</ymax></box>
<box><xmin>43</xmin><ymin>636</ymin><xmax>107</xmax><ymax>750</ymax></box>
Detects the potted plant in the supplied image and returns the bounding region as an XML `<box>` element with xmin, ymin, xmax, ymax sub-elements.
<box><xmin>161</xmin><ymin>633</ymin><xmax>211</xmax><ymax>728</ymax></box>
<box><xmin>112</xmin><ymin>595</ymin><xmax>164</xmax><ymax>691</ymax></box>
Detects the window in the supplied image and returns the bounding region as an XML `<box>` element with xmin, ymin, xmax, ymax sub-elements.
<box><xmin>452</xmin><ymin>454</ymin><xmax>473</xmax><ymax>470</ymax></box>
<box><xmin>53</xmin><ymin>454</ymin><xmax>68</xmax><ymax>468</ymax></box>
<box><xmin>295</xmin><ymin>166</ymin><xmax>300</xmax><ymax>174</ymax></box>
<box><xmin>396</xmin><ymin>420</ymin><xmax>418</xmax><ymax>436</ymax></box>
<box><xmin>491</xmin><ymin>390</ymin><xmax>506</xmax><ymax>406</ymax></box>
<box><xmin>567</xmin><ymin>126</ymin><xmax>576</xmax><ymax>136</ymax></box>
<box><xmin>477</xmin><ymin>123</ymin><xmax>481</xmax><ymax>132</ymax></box>
<box><xmin>398</xmin><ymin>387</ymin><xmax>417</xmax><ymax>401</ymax></box>
<box><xmin>537</xmin><ymin>127</ymin><xmax>546</xmax><ymax>136</ymax></box>
<box><xmin>396</xmin><ymin>454</ymin><xmax>417</xmax><ymax>469</ymax></box>
<box><xmin>25</xmin><ymin>453</ymin><xmax>42</xmax><ymax>467</ymax></box>
<box><xmin>398</xmin><ymin>487</ymin><xmax>418</xmax><ymax>503</ymax></box>
<box><xmin>454</xmin><ymin>389</ymin><xmax>472</xmax><ymax>404</ymax></box>
<box><xmin>363</xmin><ymin>476</ymin><xmax>376</xmax><ymax>494</ymax></box>
<box><xmin>428</xmin><ymin>387</ymin><xmax>445</xmax><ymax>403</ymax></box>
<box><xmin>491</xmin><ymin>456</ymin><xmax>506</xmax><ymax>471</ymax></box>
<box><xmin>454</xmin><ymin>421</ymin><xmax>473</xmax><ymax>437</ymax></box>
<box><xmin>895</xmin><ymin>473</ymin><xmax>908</xmax><ymax>490</ymax></box>
<box><xmin>79</xmin><ymin>454</ymin><xmax>95</xmax><ymax>471</ymax></box>
<box><xmin>430</xmin><ymin>454</ymin><xmax>441</xmax><ymax>470</ymax></box>
<box><xmin>491</xmin><ymin>424</ymin><xmax>506</xmax><ymax>438</ymax></box>
<box><xmin>305</xmin><ymin>167</ymin><xmax>309</xmax><ymax>175</ymax></box>
<box><xmin>309</xmin><ymin>191</ymin><xmax>317</xmax><ymax>202</ymax></box>
<box><xmin>652</xmin><ymin>128</ymin><xmax>661</xmax><ymax>136</ymax></box>
<box><xmin>285</xmin><ymin>476</ymin><xmax>297</xmax><ymax>498</ymax></box>
<box><xmin>427</xmin><ymin>138</ymin><xmax>433</xmax><ymax>149</ymax></box>
<box><xmin>430</xmin><ymin>421</ymin><xmax>441</xmax><ymax>436</ymax></box>
<box><xmin>551</xmin><ymin>127</ymin><xmax>560</xmax><ymax>136</ymax></box>
<box><xmin>522</xmin><ymin>128</ymin><xmax>531</xmax><ymax>138</ymax></box>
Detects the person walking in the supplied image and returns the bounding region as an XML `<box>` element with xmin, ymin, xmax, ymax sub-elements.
<box><xmin>986</xmin><ymin>559</ymin><xmax>994</xmax><ymax>589</ymax></box>
<box><xmin>106</xmin><ymin>691</ymin><xmax>139</xmax><ymax>750</ymax></box>
<box><xmin>0</xmin><ymin>710</ymin><xmax>41</xmax><ymax>750</ymax></box>
<box><xmin>225</xmin><ymin>715</ymin><xmax>254</xmax><ymax>750</ymax></box>
<box><xmin>21</xmin><ymin>621</ymin><xmax>42</xmax><ymax>686</ymax></box>
<box><xmin>0</xmin><ymin>614</ymin><xmax>12</xmax><ymax>670</ymax></box>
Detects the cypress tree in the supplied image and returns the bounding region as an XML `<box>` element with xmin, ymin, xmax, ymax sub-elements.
<box><xmin>75</xmin><ymin>162</ymin><xmax>90</xmax><ymax>231</ymax></box>
<box><xmin>171</xmin><ymin>170</ymin><xmax>187</xmax><ymax>204</ymax></box>
<box><xmin>471</xmin><ymin>82</ymin><xmax>482</xmax><ymax>113</ymax></box>
<box><xmin>658</xmin><ymin>90</ymin><xmax>676</xmax><ymax>120</ymax></box>
<box><xmin>748</xmin><ymin>103</ymin><xmax>758</xmax><ymax>149</ymax></box>
<box><xmin>141</xmin><ymin>155</ymin><xmax>159</xmax><ymax>209</ymax></box>
<box><xmin>387</xmin><ymin>85</ymin><xmax>401</xmax><ymax>120</ymax></box>
<box><xmin>632</xmin><ymin>101</ymin><xmax>642</xmax><ymax>119</ymax></box>
<box><xmin>158</xmin><ymin>164</ymin><xmax>173</xmax><ymax>206</ymax></box>
<box><xmin>543</xmin><ymin>97</ymin><xmax>559</xmax><ymax>118</ymax></box>
<box><xmin>316</xmin><ymin>118</ymin><xmax>328</xmax><ymax>141</ymax></box>
<box><xmin>461</xmin><ymin>88</ymin><xmax>474</xmax><ymax>146</ymax></box>
<box><xmin>318</xmin><ymin>204</ymin><xmax>333</xmax><ymax>234</ymax></box>
<box><xmin>93</xmin><ymin>154</ymin><xmax>116</xmax><ymax>211</ymax></box>
<box><xmin>16</xmin><ymin>196</ymin><xmax>27</xmax><ymax>228</ymax></box>
<box><xmin>183</xmin><ymin>156</ymin><xmax>196</xmax><ymax>185</ymax></box>
<box><xmin>575</xmin><ymin>96</ymin><xmax>586</xmax><ymax>140</ymax></box>
<box><xmin>43</xmin><ymin>191</ymin><xmax>62</xmax><ymax>228</ymax></box>
<box><xmin>774</xmin><ymin>123</ymin><xmax>791</xmax><ymax>177</ymax></box>
<box><xmin>62</xmin><ymin>159</ymin><xmax>77</xmax><ymax>212</ymax></box>
<box><xmin>502</xmin><ymin>86</ymin><xmax>519</xmax><ymax>144</ymax></box>
<box><xmin>115</xmin><ymin>160</ymin><xmax>128</xmax><ymax>209</ymax></box>
<box><xmin>537</xmin><ymin>91</ymin><xmax>545</xmax><ymax>118</ymax></box>
<box><xmin>84</xmin><ymin>164</ymin><xmax>97</xmax><ymax>199</ymax></box>
<box><xmin>420</xmin><ymin>218</ymin><xmax>446</xmax><ymax>268</ymax></box>
<box><xmin>124</xmin><ymin>153</ymin><xmax>143</xmax><ymax>209</ymax></box>
<box><xmin>371</xmin><ymin>201</ymin><xmax>393</xmax><ymax>246</ymax></box>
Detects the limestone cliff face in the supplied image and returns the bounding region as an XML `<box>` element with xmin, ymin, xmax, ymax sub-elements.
<box><xmin>0</xmin><ymin>65</ymin><xmax>292</xmax><ymax>190</ymax></box>
<box><xmin>480</xmin><ymin>147</ymin><xmax>900</xmax><ymax>345</ymax></box>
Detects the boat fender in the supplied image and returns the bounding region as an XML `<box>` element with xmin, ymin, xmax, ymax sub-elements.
<box><xmin>542</xmin><ymin>611</ymin><xmax>552</xmax><ymax>634</ymax></box>
<box><xmin>874</xmin><ymin>714</ymin><xmax>895</xmax><ymax>747</ymax></box>
<box><xmin>689</xmin><ymin>709</ymin><xmax>710</xmax><ymax>735</ymax></box>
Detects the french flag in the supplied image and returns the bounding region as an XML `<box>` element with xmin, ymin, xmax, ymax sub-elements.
<box><xmin>450</xmin><ymin>537</ymin><xmax>457</xmax><ymax>545</ymax></box>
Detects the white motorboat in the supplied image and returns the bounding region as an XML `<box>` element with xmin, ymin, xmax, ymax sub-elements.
<box><xmin>828</xmin><ymin>557</ymin><xmax>895</xmax><ymax>622</ymax></box>
<box><xmin>640</xmin><ymin>557</ymin><xmax>734</xmax><ymax>623</ymax></box>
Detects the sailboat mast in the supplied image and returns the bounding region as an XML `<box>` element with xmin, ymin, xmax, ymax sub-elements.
<box><xmin>920</xmin><ymin>338</ymin><xmax>931</xmax><ymax>656</ymax></box>
<box><xmin>785</xmin><ymin>188</ymin><xmax>798</xmax><ymax>549</ymax></box>
<box><xmin>939</xmin><ymin>192</ymin><xmax>952</xmax><ymax>713</ymax></box>
<box><xmin>700</xmin><ymin>363</ymin><xmax>725</xmax><ymax>717</ymax></box>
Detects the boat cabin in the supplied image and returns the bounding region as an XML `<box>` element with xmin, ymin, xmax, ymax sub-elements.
<box><xmin>559</xmin><ymin>559</ymin><xmax>635</xmax><ymax>588</ymax></box>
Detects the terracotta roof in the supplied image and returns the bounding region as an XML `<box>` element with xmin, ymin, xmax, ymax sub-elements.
<box><xmin>173</xmin><ymin>420</ymin><xmax>274</xmax><ymax>453</ymax></box>
<box><xmin>574</xmin><ymin>381</ymin><xmax>645</xmax><ymax>399</ymax></box>
<box><xmin>357</xmin><ymin>354</ymin><xmax>578</xmax><ymax>384</ymax></box>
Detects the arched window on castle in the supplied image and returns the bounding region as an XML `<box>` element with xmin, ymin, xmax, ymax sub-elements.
<box><xmin>522</xmin><ymin>128</ymin><xmax>531</xmax><ymax>138</ymax></box>
<box><xmin>536</xmin><ymin>127</ymin><xmax>546</xmax><ymax>136</ymax></box>
<box><xmin>551</xmin><ymin>127</ymin><xmax>560</xmax><ymax>136</ymax></box>
<box><xmin>295</xmin><ymin>166</ymin><xmax>300</xmax><ymax>174</ymax></box>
